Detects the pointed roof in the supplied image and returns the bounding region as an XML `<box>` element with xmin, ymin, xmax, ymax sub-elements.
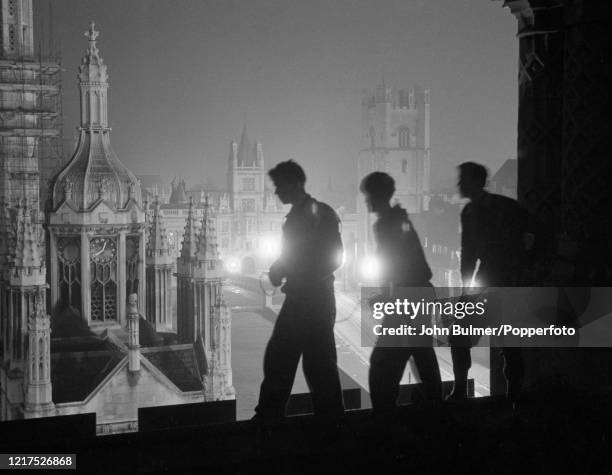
<box><xmin>237</xmin><ymin>124</ymin><xmax>257</xmax><ymax>166</ymax></box>
<box><xmin>51</xmin><ymin>22</ymin><xmax>142</xmax><ymax>214</ymax></box>
<box><xmin>147</xmin><ymin>197</ymin><xmax>170</xmax><ymax>258</ymax></box>
<box><xmin>180</xmin><ymin>197</ymin><xmax>198</xmax><ymax>261</ymax></box>
<box><xmin>196</xmin><ymin>195</ymin><xmax>218</xmax><ymax>261</ymax></box>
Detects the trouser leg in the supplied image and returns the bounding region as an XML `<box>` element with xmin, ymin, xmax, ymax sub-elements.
<box><xmin>502</xmin><ymin>347</ymin><xmax>524</xmax><ymax>402</ymax></box>
<box><xmin>449</xmin><ymin>335</ymin><xmax>472</xmax><ymax>398</ymax></box>
<box><xmin>369</xmin><ymin>346</ymin><xmax>410</xmax><ymax>413</ymax></box>
<box><xmin>255</xmin><ymin>302</ymin><xmax>302</xmax><ymax>419</ymax></box>
<box><xmin>302</xmin><ymin>316</ymin><xmax>344</xmax><ymax>417</ymax></box>
<box><xmin>411</xmin><ymin>347</ymin><xmax>442</xmax><ymax>400</ymax></box>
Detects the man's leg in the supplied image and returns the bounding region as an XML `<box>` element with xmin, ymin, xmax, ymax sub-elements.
<box><xmin>411</xmin><ymin>347</ymin><xmax>442</xmax><ymax>401</ymax></box>
<box><xmin>502</xmin><ymin>347</ymin><xmax>524</xmax><ymax>403</ymax></box>
<box><xmin>369</xmin><ymin>346</ymin><xmax>410</xmax><ymax>414</ymax></box>
<box><xmin>254</xmin><ymin>298</ymin><xmax>303</xmax><ymax>419</ymax></box>
<box><xmin>448</xmin><ymin>334</ymin><xmax>472</xmax><ymax>399</ymax></box>
<box><xmin>301</xmin><ymin>295</ymin><xmax>344</xmax><ymax>418</ymax></box>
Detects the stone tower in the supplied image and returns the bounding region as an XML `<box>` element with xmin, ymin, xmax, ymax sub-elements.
<box><xmin>0</xmin><ymin>201</ymin><xmax>53</xmax><ymax>420</ymax></box>
<box><xmin>357</xmin><ymin>83</ymin><xmax>430</xmax><ymax>253</ymax></box>
<box><xmin>176</xmin><ymin>196</ymin><xmax>234</xmax><ymax>400</ymax></box>
<box><xmin>48</xmin><ymin>22</ymin><xmax>145</xmax><ymax>326</ymax></box>
<box><xmin>145</xmin><ymin>197</ymin><xmax>173</xmax><ymax>332</ymax></box>
<box><xmin>227</xmin><ymin>125</ymin><xmax>265</xmax><ymax>253</ymax></box>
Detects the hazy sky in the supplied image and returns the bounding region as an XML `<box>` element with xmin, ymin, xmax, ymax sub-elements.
<box><xmin>36</xmin><ymin>0</ymin><xmax>518</xmax><ymax>193</ymax></box>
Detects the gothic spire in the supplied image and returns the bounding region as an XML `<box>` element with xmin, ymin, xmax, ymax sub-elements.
<box><xmin>196</xmin><ymin>195</ymin><xmax>218</xmax><ymax>262</ymax></box>
<box><xmin>237</xmin><ymin>124</ymin><xmax>254</xmax><ymax>165</ymax></box>
<box><xmin>180</xmin><ymin>196</ymin><xmax>198</xmax><ymax>262</ymax></box>
<box><xmin>78</xmin><ymin>21</ymin><xmax>109</xmax><ymax>129</ymax></box>
<box><xmin>147</xmin><ymin>197</ymin><xmax>170</xmax><ymax>258</ymax></box>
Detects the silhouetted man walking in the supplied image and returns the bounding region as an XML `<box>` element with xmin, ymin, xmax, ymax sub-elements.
<box><xmin>254</xmin><ymin>160</ymin><xmax>344</xmax><ymax>422</ymax></box>
<box><xmin>450</xmin><ymin>162</ymin><xmax>531</xmax><ymax>403</ymax></box>
<box><xmin>360</xmin><ymin>172</ymin><xmax>442</xmax><ymax>414</ymax></box>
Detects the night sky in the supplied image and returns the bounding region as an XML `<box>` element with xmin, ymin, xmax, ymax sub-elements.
<box><xmin>35</xmin><ymin>0</ymin><xmax>517</xmax><ymax>194</ymax></box>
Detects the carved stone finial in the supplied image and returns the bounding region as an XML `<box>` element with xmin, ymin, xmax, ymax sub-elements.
<box><xmin>85</xmin><ymin>21</ymin><xmax>99</xmax><ymax>44</ymax></box>
<box><xmin>63</xmin><ymin>180</ymin><xmax>73</xmax><ymax>201</ymax></box>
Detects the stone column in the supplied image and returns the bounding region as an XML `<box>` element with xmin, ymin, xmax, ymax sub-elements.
<box><xmin>117</xmin><ymin>230</ymin><xmax>127</xmax><ymax>325</ymax></box>
<box><xmin>48</xmin><ymin>230</ymin><xmax>58</xmax><ymax>313</ymax></box>
<box><xmin>138</xmin><ymin>228</ymin><xmax>146</xmax><ymax>317</ymax></box>
<box><xmin>80</xmin><ymin>232</ymin><xmax>91</xmax><ymax>323</ymax></box>
<box><xmin>127</xmin><ymin>293</ymin><xmax>140</xmax><ymax>372</ymax></box>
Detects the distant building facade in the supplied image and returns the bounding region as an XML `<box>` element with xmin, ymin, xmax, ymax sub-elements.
<box><xmin>161</xmin><ymin>126</ymin><xmax>286</xmax><ymax>273</ymax></box>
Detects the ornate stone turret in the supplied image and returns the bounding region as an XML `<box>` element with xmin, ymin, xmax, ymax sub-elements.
<box><xmin>9</xmin><ymin>201</ymin><xmax>45</xmax><ymax>282</ymax></box>
<box><xmin>145</xmin><ymin>197</ymin><xmax>173</xmax><ymax>331</ymax></box>
<box><xmin>51</xmin><ymin>22</ymin><xmax>142</xmax><ymax>213</ymax></box>
<box><xmin>1</xmin><ymin>200</ymin><xmax>51</xmax><ymax>419</ymax></box>
<box><xmin>175</xmin><ymin>196</ymin><xmax>234</xmax><ymax>400</ymax></box>
<box><xmin>176</xmin><ymin>197</ymin><xmax>198</xmax><ymax>342</ymax></box>
<box><xmin>48</xmin><ymin>23</ymin><xmax>146</xmax><ymax>326</ymax></box>
<box><xmin>204</xmin><ymin>292</ymin><xmax>234</xmax><ymax>400</ymax></box>
<box><xmin>196</xmin><ymin>196</ymin><xmax>218</xmax><ymax>263</ymax></box>
<box><xmin>24</xmin><ymin>291</ymin><xmax>54</xmax><ymax>418</ymax></box>
<box><xmin>179</xmin><ymin>197</ymin><xmax>198</xmax><ymax>264</ymax></box>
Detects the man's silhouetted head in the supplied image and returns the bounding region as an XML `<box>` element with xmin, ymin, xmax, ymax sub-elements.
<box><xmin>268</xmin><ymin>160</ymin><xmax>307</xmax><ymax>205</ymax></box>
<box><xmin>360</xmin><ymin>172</ymin><xmax>395</xmax><ymax>214</ymax></box>
<box><xmin>458</xmin><ymin>162</ymin><xmax>487</xmax><ymax>199</ymax></box>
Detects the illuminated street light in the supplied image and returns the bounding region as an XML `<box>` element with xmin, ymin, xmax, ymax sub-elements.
<box><xmin>360</xmin><ymin>255</ymin><xmax>381</xmax><ymax>281</ymax></box>
<box><xmin>224</xmin><ymin>256</ymin><xmax>241</xmax><ymax>274</ymax></box>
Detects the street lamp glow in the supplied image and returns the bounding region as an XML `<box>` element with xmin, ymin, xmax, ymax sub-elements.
<box><xmin>224</xmin><ymin>256</ymin><xmax>241</xmax><ymax>274</ymax></box>
<box><xmin>360</xmin><ymin>255</ymin><xmax>381</xmax><ymax>281</ymax></box>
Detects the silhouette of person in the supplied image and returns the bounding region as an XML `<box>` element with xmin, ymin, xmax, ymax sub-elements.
<box><xmin>449</xmin><ymin>162</ymin><xmax>532</xmax><ymax>403</ymax></box>
<box><xmin>360</xmin><ymin>172</ymin><xmax>442</xmax><ymax>414</ymax></box>
<box><xmin>254</xmin><ymin>160</ymin><xmax>345</xmax><ymax>422</ymax></box>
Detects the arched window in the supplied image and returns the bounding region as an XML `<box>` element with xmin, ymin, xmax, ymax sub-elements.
<box><xmin>398</xmin><ymin>127</ymin><xmax>410</xmax><ymax>149</ymax></box>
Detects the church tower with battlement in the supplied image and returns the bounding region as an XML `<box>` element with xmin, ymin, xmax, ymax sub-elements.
<box><xmin>357</xmin><ymin>83</ymin><xmax>431</xmax><ymax>253</ymax></box>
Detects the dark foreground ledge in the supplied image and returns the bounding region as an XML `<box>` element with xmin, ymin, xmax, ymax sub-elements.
<box><xmin>3</xmin><ymin>391</ymin><xmax>612</xmax><ymax>474</ymax></box>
